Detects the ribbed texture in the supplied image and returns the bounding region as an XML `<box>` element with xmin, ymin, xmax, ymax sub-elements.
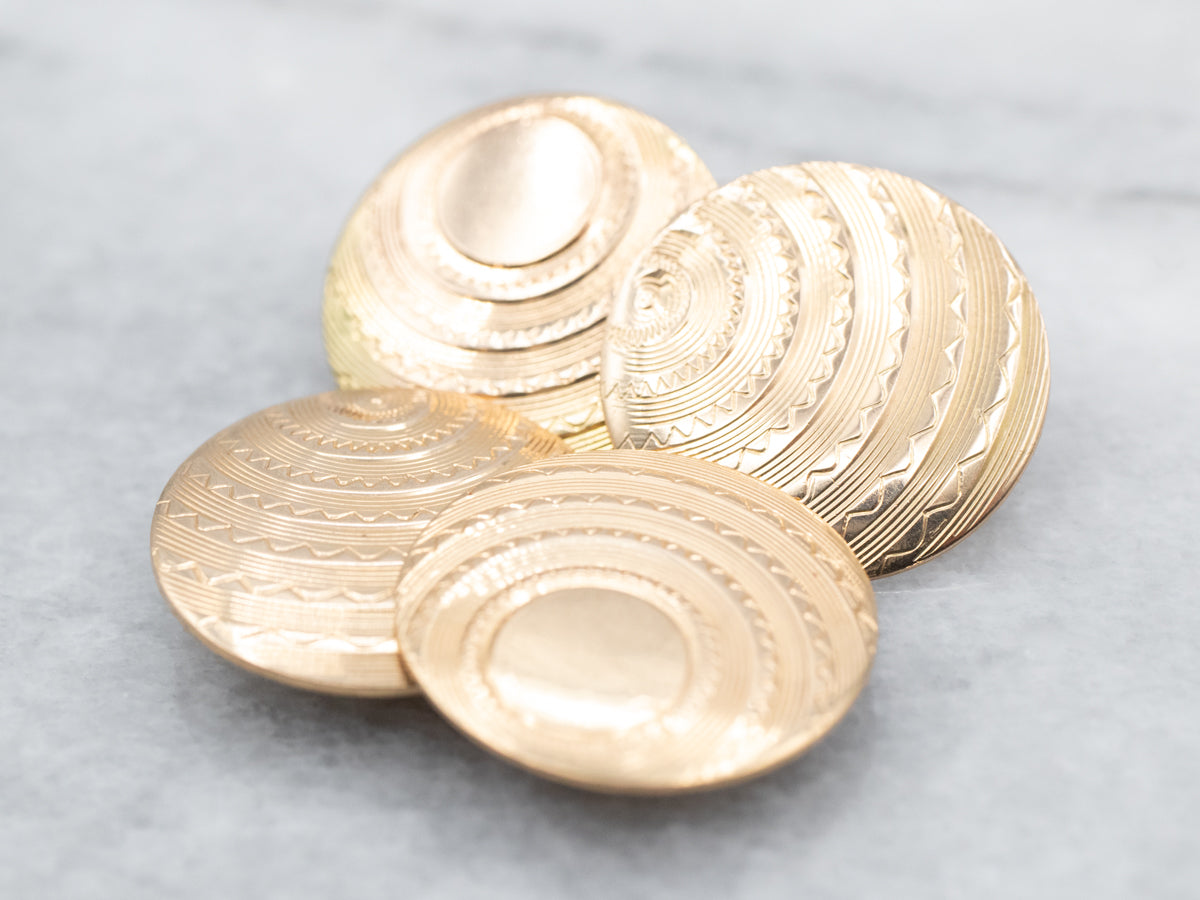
<box><xmin>603</xmin><ymin>163</ymin><xmax>1050</xmax><ymax>577</ymax></box>
<box><xmin>149</xmin><ymin>387</ymin><xmax>570</xmax><ymax>697</ymax></box>
<box><xmin>323</xmin><ymin>95</ymin><xmax>715</xmax><ymax>445</ymax></box>
<box><xmin>397</xmin><ymin>451</ymin><xmax>876</xmax><ymax>794</ymax></box>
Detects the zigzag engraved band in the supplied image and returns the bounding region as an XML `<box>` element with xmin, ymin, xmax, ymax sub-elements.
<box><xmin>323</xmin><ymin>95</ymin><xmax>716</xmax><ymax>450</ymax></box>
<box><xmin>149</xmin><ymin>387</ymin><xmax>569</xmax><ymax>696</ymax></box>
<box><xmin>397</xmin><ymin>451</ymin><xmax>876</xmax><ymax>794</ymax></box>
<box><xmin>602</xmin><ymin>163</ymin><xmax>1050</xmax><ymax>577</ymax></box>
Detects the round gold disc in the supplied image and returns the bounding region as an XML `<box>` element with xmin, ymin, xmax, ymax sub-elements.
<box><xmin>323</xmin><ymin>94</ymin><xmax>716</xmax><ymax>452</ymax></box>
<box><xmin>397</xmin><ymin>451</ymin><xmax>877</xmax><ymax>794</ymax></box>
<box><xmin>149</xmin><ymin>387</ymin><xmax>569</xmax><ymax>696</ymax></box>
<box><xmin>437</xmin><ymin>117</ymin><xmax>602</xmax><ymax>267</ymax></box>
<box><xmin>602</xmin><ymin>163</ymin><xmax>1050</xmax><ymax>577</ymax></box>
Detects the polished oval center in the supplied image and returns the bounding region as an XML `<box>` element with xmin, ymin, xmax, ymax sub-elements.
<box><xmin>436</xmin><ymin>117</ymin><xmax>602</xmax><ymax>268</ymax></box>
<box><xmin>487</xmin><ymin>587</ymin><xmax>689</xmax><ymax>731</ymax></box>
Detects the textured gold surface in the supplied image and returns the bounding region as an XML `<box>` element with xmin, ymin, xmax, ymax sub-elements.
<box><xmin>602</xmin><ymin>163</ymin><xmax>1050</xmax><ymax>577</ymax></box>
<box><xmin>397</xmin><ymin>451</ymin><xmax>877</xmax><ymax>794</ymax></box>
<box><xmin>149</xmin><ymin>388</ymin><xmax>569</xmax><ymax>696</ymax></box>
<box><xmin>324</xmin><ymin>94</ymin><xmax>716</xmax><ymax>450</ymax></box>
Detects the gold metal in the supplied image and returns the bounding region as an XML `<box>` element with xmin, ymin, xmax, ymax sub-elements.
<box><xmin>602</xmin><ymin>163</ymin><xmax>1050</xmax><ymax>577</ymax></box>
<box><xmin>437</xmin><ymin>117</ymin><xmax>601</xmax><ymax>268</ymax></box>
<box><xmin>397</xmin><ymin>451</ymin><xmax>877</xmax><ymax>794</ymax></box>
<box><xmin>323</xmin><ymin>94</ymin><xmax>716</xmax><ymax>451</ymax></box>
<box><xmin>149</xmin><ymin>387</ymin><xmax>569</xmax><ymax>697</ymax></box>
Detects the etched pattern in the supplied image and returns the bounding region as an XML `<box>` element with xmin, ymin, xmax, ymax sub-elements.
<box><xmin>149</xmin><ymin>387</ymin><xmax>570</xmax><ymax>696</ymax></box>
<box><xmin>606</xmin><ymin>181</ymin><xmax>803</xmax><ymax>450</ymax></box>
<box><xmin>323</xmin><ymin>95</ymin><xmax>716</xmax><ymax>448</ymax></box>
<box><xmin>397</xmin><ymin>451</ymin><xmax>876</xmax><ymax>794</ymax></box>
<box><xmin>602</xmin><ymin>163</ymin><xmax>1050</xmax><ymax>577</ymax></box>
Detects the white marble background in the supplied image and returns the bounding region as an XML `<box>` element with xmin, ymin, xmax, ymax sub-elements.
<box><xmin>2</xmin><ymin>0</ymin><xmax>1197</xmax><ymax>897</ymax></box>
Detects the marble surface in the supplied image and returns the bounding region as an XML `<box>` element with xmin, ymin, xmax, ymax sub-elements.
<box><xmin>2</xmin><ymin>0</ymin><xmax>1198</xmax><ymax>896</ymax></box>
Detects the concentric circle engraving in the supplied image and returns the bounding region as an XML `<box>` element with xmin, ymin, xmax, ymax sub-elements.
<box><xmin>397</xmin><ymin>451</ymin><xmax>877</xmax><ymax>794</ymax></box>
<box><xmin>602</xmin><ymin>163</ymin><xmax>1050</xmax><ymax>577</ymax></box>
<box><xmin>149</xmin><ymin>387</ymin><xmax>570</xmax><ymax>697</ymax></box>
<box><xmin>324</xmin><ymin>94</ymin><xmax>716</xmax><ymax>451</ymax></box>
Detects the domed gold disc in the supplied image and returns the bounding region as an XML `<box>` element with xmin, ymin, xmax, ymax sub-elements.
<box><xmin>149</xmin><ymin>388</ymin><xmax>570</xmax><ymax>696</ymax></box>
<box><xmin>602</xmin><ymin>163</ymin><xmax>1050</xmax><ymax>577</ymax></box>
<box><xmin>437</xmin><ymin>117</ymin><xmax>602</xmax><ymax>267</ymax></box>
<box><xmin>397</xmin><ymin>451</ymin><xmax>877</xmax><ymax>794</ymax></box>
<box><xmin>323</xmin><ymin>94</ymin><xmax>716</xmax><ymax>451</ymax></box>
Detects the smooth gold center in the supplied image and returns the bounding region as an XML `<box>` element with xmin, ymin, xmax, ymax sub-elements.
<box><xmin>436</xmin><ymin>117</ymin><xmax>602</xmax><ymax>268</ymax></box>
<box><xmin>487</xmin><ymin>588</ymin><xmax>688</xmax><ymax>731</ymax></box>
